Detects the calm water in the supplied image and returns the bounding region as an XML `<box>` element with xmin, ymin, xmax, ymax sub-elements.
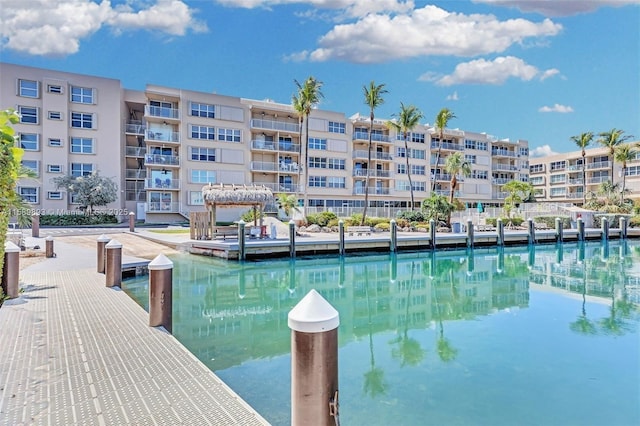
<box><xmin>124</xmin><ymin>241</ymin><xmax>640</xmax><ymax>426</ymax></box>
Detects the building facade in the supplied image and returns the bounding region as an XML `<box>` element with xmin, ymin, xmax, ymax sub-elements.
<box><xmin>2</xmin><ymin>63</ymin><xmax>534</xmax><ymax>223</ymax></box>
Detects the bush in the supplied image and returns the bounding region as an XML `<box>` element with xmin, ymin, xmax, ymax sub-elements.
<box><xmin>374</xmin><ymin>222</ymin><xmax>390</xmax><ymax>231</ymax></box>
<box><xmin>240</xmin><ymin>209</ymin><xmax>263</xmax><ymax>223</ymax></box>
<box><xmin>39</xmin><ymin>213</ymin><xmax>118</xmax><ymax>226</ymax></box>
<box><xmin>397</xmin><ymin>210</ymin><xmax>428</xmax><ymax>223</ymax></box>
<box><xmin>486</xmin><ymin>217</ymin><xmax>524</xmax><ymax>227</ymax></box>
<box><xmin>307</xmin><ymin>211</ymin><xmax>337</xmax><ymax>227</ymax></box>
<box><xmin>629</xmin><ymin>216</ymin><xmax>640</xmax><ymax>228</ymax></box>
<box><xmin>534</xmin><ymin>215</ymin><xmax>570</xmax><ymax>229</ymax></box>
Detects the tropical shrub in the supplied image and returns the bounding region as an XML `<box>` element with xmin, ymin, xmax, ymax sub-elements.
<box><xmin>534</xmin><ymin>215</ymin><xmax>571</xmax><ymax>229</ymax></box>
<box><xmin>374</xmin><ymin>222</ymin><xmax>390</xmax><ymax>231</ymax></box>
<box><xmin>39</xmin><ymin>213</ymin><xmax>118</xmax><ymax>226</ymax></box>
<box><xmin>240</xmin><ymin>209</ymin><xmax>264</xmax><ymax>223</ymax></box>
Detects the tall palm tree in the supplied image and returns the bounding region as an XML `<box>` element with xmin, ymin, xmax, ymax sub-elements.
<box><xmin>293</xmin><ymin>76</ymin><xmax>324</xmax><ymax>218</ymax></box>
<box><xmin>614</xmin><ymin>143</ymin><xmax>639</xmax><ymax>205</ymax></box>
<box><xmin>386</xmin><ymin>103</ymin><xmax>424</xmax><ymax>210</ymax></box>
<box><xmin>444</xmin><ymin>152</ymin><xmax>471</xmax><ymax>226</ymax></box>
<box><xmin>361</xmin><ymin>81</ymin><xmax>388</xmax><ymax>226</ymax></box>
<box><xmin>431</xmin><ymin>108</ymin><xmax>456</xmax><ymax>191</ymax></box>
<box><xmin>570</xmin><ymin>132</ymin><xmax>593</xmax><ymax>205</ymax></box>
<box><xmin>597</xmin><ymin>128</ymin><xmax>632</xmax><ymax>184</ymax></box>
<box><xmin>291</xmin><ymin>93</ymin><xmax>305</xmax><ymax>196</ymax></box>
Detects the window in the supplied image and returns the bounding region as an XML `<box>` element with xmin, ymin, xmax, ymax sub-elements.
<box><xmin>465</xmin><ymin>154</ymin><xmax>477</xmax><ymax>164</ymax></box>
<box><xmin>189</xmin><ymin>191</ymin><xmax>204</xmax><ymax>205</ymax></box>
<box><xmin>412</xmin><ymin>181</ymin><xmax>426</xmax><ymax>191</ymax></box>
<box><xmin>328</xmin><ymin>158</ymin><xmax>345</xmax><ymax>170</ymax></box>
<box><xmin>397</xmin><ymin>164</ymin><xmax>406</xmax><ymax>174</ymax></box>
<box><xmin>411</xmin><ymin>165</ymin><xmax>426</xmax><ymax>175</ymax></box>
<box><xmin>70</xmin><ymin>86</ymin><xmax>94</xmax><ymax>104</ymax></box>
<box><xmin>472</xmin><ymin>170</ymin><xmax>488</xmax><ymax>180</ymax></box>
<box><xmin>21</xmin><ymin>160</ymin><xmax>39</xmax><ymax>176</ymax></box>
<box><xmin>328</xmin><ymin>121</ymin><xmax>345</xmax><ymax>134</ymax></box>
<box><xmin>190</xmin><ymin>125</ymin><xmax>215</xmax><ymax>140</ymax></box>
<box><xmin>48</xmin><ymin>85</ymin><xmax>62</xmax><ymax>94</ymax></box>
<box><xmin>530</xmin><ymin>164</ymin><xmax>544</xmax><ymax>173</ymax></box>
<box><xmin>47</xmin><ymin>164</ymin><xmax>63</xmax><ymax>173</ymax></box>
<box><xmin>410</xmin><ymin>149</ymin><xmax>425</xmax><ymax>159</ymax></box>
<box><xmin>520</xmin><ymin>147</ymin><xmax>529</xmax><ymax>156</ymax></box>
<box><xmin>530</xmin><ymin>176</ymin><xmax>544</xmax><ymax>185</ymax></box>
<box><xmin>308</xmin><ymin>137</ymin><xmax>327</xmax><ymax>150</ymax></box>
<box><xmin>465</xmin><ymin>139</ymin><xmax>476</xmax><ymax>150</ymax></box>
<box><xmin>47</xmin><ymin>191</ymin><xmax>63</xmax><ymax>200</ymax></box>
<box><xmin>411</xmin><ymin>133</ymin><xmax>425</xmax><ymax>143</ymax></box>
<box><xmin>48</xmin><ymin>138</ymin><xmax>62</xmax><ymax>147</ymax></box>
<box><xmin>71</xmin><ymin>112</ymin><xmax>94</xmax><ymax>129</ymax></box>
<box><xmin>550</xmin><ymin>174</ymin><xmax>566</xmax><ymax>184</ymax></box>
<box><xmin>71</xmin><ymin>163</ymin><xmax>93</xmax><ymax>177</ymax></box>
<box><xmin>308</xmin><ymin>157</ymin><xmax>327</xmax><ymax>169</ymax></box>
<box><xmin>550</xmin><ymin>161</ymin><xmax>566</xmax><ymax>171</ymax></box>
<box><xmin>477</xmin><ymin>141</ymin><xmax>488</xmax><ymax>151</ymax></box>
<box><xmin>19</xmin><ymin>79</ymin><xmax>39</xmax><ymax>98</ymax></box>
<box><xmin>190</xmin><ymin>102</ymin><xmax>215</xmax><ymax>118</ymax></box>
<box><xmin>328</xmin><ymin>177</ymin><xmax>345</xmax><ymax>189</ymax></box>
<box><xmin>70</xmin><ymin>137</ymin><xmax>94</xmax><ymax>154</ymax></box>
<box><xmin>396</xmin><ymin>181</ymin><xmax>411</xmax><ymax>191</ymax></box>
<box><xmin>18</xmin><ymin>106</ymin><xmax>38</xmax><ymax>124</ymax></box>
<box><xmin>218</xmin><ymin>128</ymin><xmax>241</xmax><ymax>142</ymax></box>
<box><xmin>190</xmin><ymin>147</ymin><xmax>216</xmax><ymax>162</ymax></box>
<box><xmin>18</xmin><ymin>187</ymin><xmax>38</xmax><ymax>203</ymax></box>
<box><xmin>48</xmin><ymin>111</ymin><xmax>62</xmax><ymax>120</ymax></box>
<box><xmin>191</xmin><ymin>170</ymin><xmax>216</xmax><ymax>184</ymax></box>
<box><xmin>19</xmin><ymin>133</ymin><xmax>39</xmax><ymax>151</ymax></box>
<box><xmin>396</xmin><ymin>147</ymin><xmax>406</xmax><ymax>158</ymax></box>
<box><xmin>308</xmin><ymin>176</ymin><xmax>327</xmax><ymax>187</ymax></box>
<box><xmin>550</xmin><ymin>187</ymin><xmax>566</xmax><ymax>197</ymax></box>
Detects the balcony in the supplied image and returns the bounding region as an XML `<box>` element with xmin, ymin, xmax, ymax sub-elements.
<box><xmin>352</xmin><ymin>131</ymin><xmax>392</xmax><ymax>143</ymax></box>
<box><xmin>253</xmin><ymin>182</ymin><xmax>302</xmax><ymax>193</ymax></box>
<box><xmin>492</xmin><ymin>178</ymin><xmax>510</xmax><ymax>185</ymax></box>
<box><xmin>146</xmin><ymin>130</ymin><xmax>180</xmax><ymax>144</ymax></box>
<box><xmin>430</xmin><ymin>141</ymin><xmax>464</xmax><ymax>151</ymax></box>
<box><xmin>145</xmin><ymin>105</ymin><xmax>180</xmax><ymax>120</ymax></box>
<box><xmin>250</xmin><ymin>118</ymin><xmax>299</xmax><ymax>133</ymax></box>
<box><xmin>145</xmin><ymin>178</ymin><xmax>180</xmax><ymax>190</ymax></box>
<box><xmin>250</xmin><ymin>161</ymin><xmax>278</xmax><ymax>172</ymax></box>
<box><xmin>125</xmin><ymin>146</ymin><xmax>147</xmax><ymax>157</ymax></box>
<box><xmin>491</xmin><ymin>149</ymin><xmax>517</xmax><ymax>158</ymax></box>
<box><xmin>352</xmin><ymin>150</ymin><xmax>393</xmax><ymax>161</ymax></box>
<box><xmin>587</xmin><ymin>176</ymin><xmax>610</xmax><ymax>185</ymax></box>
<box><xmin>125</xmin><ymin>121</ymin><xmax>146</xmax><ymax>135</ymax></box>
<box><xmin>147</xmin><ymin>202</ymin><xmax>180</xmax><ymax>213</ymax></box>
<box><xmin>353</xmin><ymin>187</ymin><xmax>390</xmax><ymax>195</ymax></box>
<box><xmin>492</xmin><ymin>164</ymin><xmax>518</xmax><ymax>171</ymax></box>
<box><xmin>353</xmin><ymin>169</ymin><xmax>391</xmax><ymax>178</ymax></box>
<box><xmin>492</xmin><ymin>191</ymin><xmax>508</xmax><ymax>199</ymax></box>
<box><xmin>125</xmin><ymin>169</ymin><xmax>147</xmax><ymax>179</ymax></box>
<box><xmin>144</xmin><ymin>154</ymin><xmax>180</xmax><ymax>167</ymax></box>
<box><xmin>568</xmin><ymin>178</ymin><xmax>584</xmax><ymax>185</ymax></box>
<box><xmin>587</xmin><ymin>161</ymin><xmax>611</xmax><ymax>170</ymax></box>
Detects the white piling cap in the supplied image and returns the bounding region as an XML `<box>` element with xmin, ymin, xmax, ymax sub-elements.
<box><xmin>105</xmin><ymin>239</ymin><xmax>122</xmax><ymax>249</ymax></box>
<box><xmin>288</xmin><ymin>289</ymin><xmax>339</xmax><ymax>333</ymax></box>
<box><xmin>45</xmin><ymin>235</ymin><xmax>54</xmax><ymax>241</ymax></box>
<box><xmin>97</xmin><ymin>234</ymin><xmax>111</xmax><ymax>242</ymax></box>
<box><xmin>4</xmin><ymin>241</ymin><xmax>20</xmax><ymax>252</ymax></box>
<box><xmin>148</xmin><ymin>253</ymin><xmax>173</xmax><ymax>271</ymax></box>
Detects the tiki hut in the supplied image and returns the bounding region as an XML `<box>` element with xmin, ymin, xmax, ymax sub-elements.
<box><xmin>201</xmin><ymin>183</ymin><xmax>275</xmax><ymax>237</ymax></box>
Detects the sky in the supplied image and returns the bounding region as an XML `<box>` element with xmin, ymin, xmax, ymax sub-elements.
<box><xmin>1</xmin><ymin>0</ymin><xmax>639</xmax><ymax>156</ymax></box>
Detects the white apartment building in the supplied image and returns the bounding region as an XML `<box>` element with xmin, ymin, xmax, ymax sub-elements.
<box><xmin>2</xmin><ymin>63</ymin><xmax>531</xmax><ymax>223</ymax></box>
<box><xmin>529</xmin><ymin>144</ymin><xmax>640</xmax><ymax>205</ymax></box>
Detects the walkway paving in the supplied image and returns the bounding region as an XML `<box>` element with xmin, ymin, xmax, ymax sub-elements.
<box><xmin>0</xmin><ymin>238</ymin><xmax>269</xmax><ymax>425</ymax></box>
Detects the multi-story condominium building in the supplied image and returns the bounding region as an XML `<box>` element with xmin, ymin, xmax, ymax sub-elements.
<box><xmin>529</xmin><ymin>145</ymin><xmax>640</xmax><ymax>205</ymax></box>
<box><xmin>2</xmin><ymin>63</ymin><xmax>531</xmax><ymax>223</ymax></box>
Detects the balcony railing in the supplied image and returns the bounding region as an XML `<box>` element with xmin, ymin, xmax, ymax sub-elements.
<box><xmin>250</xmin><ymin>118</ymin><xmax>299</xmax><ymax>133</ymax></box>
<box><xmin>353</xmin><ymin>169</ymin><xmax>391</xmax><ymax>178</ymax></box>
<box><xmin>430</xmin><ymin>141</ymin><xmax>464</xmax><ymax>151</ymax></box>
<box><xmin>250</xmin><ymin>161</ymin><xmax>278</xmax><ymax>172</ymax></box>
<box><xmin>253</xmin><ymin>182</ymin><xmax>302</xmax><ymax>193</ymax></box>
<box><xmin>492</xmin><ymin>178</ymin><xmax>510</xmax><ymax>185</ymax></box>
<box><xmin>125</xmin><ymin>121</ymin><xmax>146</xmax><ymax>135</ymax></box>
<box><xmin>492</xmin><ymin>191</ymin><xmax>508</xmax><ymax>199</ymax></box>
<box><xmin>145</xmin><ymin>105</ymin><xmax>180</xmax><ymax>120</ymax></box>
<box><xmin>251</xmin><ymin>139</ymin><xmax>301</xmax><ymax>153</ymax></box>
<box><xmin>568</xmin><ymin>178</ymin><xmax>584</xmax><ymax>185</ymax></box>
<box><xmin>147</xmin><ymin>201</ymin><xmax>180</xmax><ymax>213</ymax></box>
<box><xmin>492</xmin><ymin>164</ymin><xmax>518</xmax><ymax>171</ymax></box>
<box><xmin>353</xmin><ymin>187</ymin><xmax>391</xmax><ymax>195</ymax></box>
<box><xmin>587</xmin><ymin>161</ymin><xmax>611</xmax><ymax>170</ymax></box>
<box><xmin>125</xmin><ymin>146</ymin><xmax>147</xmax><ymax>157</ymax></box>
<box><xmin>144</xmin><ymin>154</ymin><xmax>180</xmax><ymax>166</ymax></box>
<box><xmin>491</xmin><ymin>149</ymin><xmax>517</xmax><ymax>157</ymax></box>
<box><xmin>352</xmin><ymin>132</ymin><xmax>392</xmax><ymax>143</ymax></box>
<box><xmin>434</xmin><ymin>173</ymin><xmax>452</xmax><ymax>182</ymax></box>
<box><xmin>125</xmin><ymin>169</ymin><xmax>147</xmax><ymax>179</ymax></box>
<box><xmin>352</xmin><ymin>150</ymin><xmax>393</xmax><ymax>161</ymax></box>
<box><xmin>125</xmin><ymin>191</ymin><xmax>146</xmax><ymax>202</ymax></box>
<box><xmin>588</xmin><ymin>176</ymin><xmax>610</xmax><ymax>184</ymax></box>
<box><xmin>145</xmin><ymin>178</ymin><xmax>180</xmax><ymax>190</ymax></box>
<box><xmin>146</xmin><ymin>130</ymin><xmax>180</xmax><ymax>143</ymax></box>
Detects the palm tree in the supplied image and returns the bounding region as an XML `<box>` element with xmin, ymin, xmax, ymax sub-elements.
<box><xmin>386</xmin><ymin>103</ymin><xmax>424</xmax><ymax>210</ymax></box>
<box><xmin>431</xmin><ymin>108</ymin><xmax>456</xmax><ymax>191</ymax></box>
<box><xmin>361</xmin><ymin>81</ymin><xmax>388</xmax><ymax>226</ymax></box>
<box><xmin>597</xmin><ymin>128</ymin><xmax>632</xmax><ymax>184</ymax></box>
<box><xmin>444</xmin><ymin>152</ymin><xmax>471</xmax><ymax>226</ymax></box>
<box><xmin>570</xmin><ymin>132</ymin><xmax>593</xmax><ymax>205</ymax></box>
<box><xmin>291</xmin><ymin>94</ymin><xmax>305</xmax><ymax>196</ymax></box>
<box><xmin>293</xmin><ymin>76</ymin><xmax>324</xmax><ymax>218</ymax></box>
<box><xmin>614</xmin><ymin>143</ymin><xmax>639</xmax><ymax>205</ymax></box>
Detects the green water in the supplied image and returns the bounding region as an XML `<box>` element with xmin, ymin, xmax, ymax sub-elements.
<box><xmin>123</xmin><ymin>241</ymin><xmax>640</xmax><ymax>426</ymax></box>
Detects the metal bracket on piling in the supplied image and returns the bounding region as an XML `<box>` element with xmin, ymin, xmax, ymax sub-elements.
<box><xmin>329</xmin><ymin>390</ymin><xmax>340</xmax><ymax>423</ymax></box>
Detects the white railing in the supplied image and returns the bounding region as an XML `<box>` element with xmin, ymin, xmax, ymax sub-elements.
<box><xmin>253</xmin><ymin>182</ymin><xmax>302</xmax><ymax>193</ymax></box>
<box><xmin>587</xmin><ymin>161</ymin><xmax>611</xmax><ymax>170</ymax></box>
<box><xmin>352</xmin><ymin>131</ymin><xmax>392</xmax><ymax>143</ymax></box>
<box><xmin>353</xmin><ymin>169</ymin><xmax>391</xmax><ymax>178</ymax></box>
<box><xmin>250</xmin><ymin>161</ymin><xmax>278</xmax><ymax>172</ymax></box>
<box><xmin>147</xmin><ymin>201</ymin><xmax>181</xmax><ymax>213</ymax></box>
<box><xmin>145</xmin><ymin>105</ymin><xmax>180</xmax><ymax>120</ymax></box>
<box><xmin>125</xmin><ymin>122</ymin><xmax>146</xmax><ymax>135</ymax></box>
<box><xmin>146</xmin><ymin>130</ymin><xmax>180</xmax><ymax>143</ymax></box>
<box><xmin>250</xmin><ymin>118</ymin><xmax>299</xmax><ymax>133</ymax></box>
<box><xmin>144</xmin><ymin>154</ymin><xmax>179</xmax><ymax>166</ymax></box>
<box><xmin>125</xmin><ymin>146</ymin><xmax>147</xmax><ymax>157</ymax></box>
<box><xmin>353</xmin><ymin>187</ymin><xmax>391</xmax><ymax>195</ymax></box>
<box><xmin>430</xmin><ymin>141</ymin><xmax>464</xmax><ymax>151</ymax></box>
<box><xmin>145</xmin><ymin>178</ymin><xmax>180</xmax><ymax>190</ymax></box>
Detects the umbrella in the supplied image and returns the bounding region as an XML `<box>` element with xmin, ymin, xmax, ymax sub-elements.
<box><xmin>477</xmin><ymin>203</ymin><xmax>484</xmax><ymax>213</ymax></box>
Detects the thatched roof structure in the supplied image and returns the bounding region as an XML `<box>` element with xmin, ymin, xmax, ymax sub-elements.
<box><xmin>202</xmin><ymin>183</ymin><xmax>274</xmax><ymax>207</ymax></box>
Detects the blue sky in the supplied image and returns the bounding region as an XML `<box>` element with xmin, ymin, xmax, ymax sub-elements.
<box><xmin>2</xmin><ymin>0</ymin><xmax>638</xmax><ymax>156</ymax></box>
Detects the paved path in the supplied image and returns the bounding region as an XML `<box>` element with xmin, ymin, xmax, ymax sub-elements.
<box><xmin>0</xmin><ymin>240</ymin><xmax>269</xmax><ymax>425</ymax></box>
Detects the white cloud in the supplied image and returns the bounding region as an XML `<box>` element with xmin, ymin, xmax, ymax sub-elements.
<box><xmin>420</xmin><ymin>56</ymin><xmax>558</xmax><ymax>86</ymax></box>
<box><xmin>446</xmin><ymin>91</ymin><xmax>459</xmax><ymax>101</ymax></box>
<box><xmin>539</xmin><ymin>68</ymin><xmax>560</xmax><ymax>81</ymax></box>
<box><xmin>472</xmin><ymin>0</ymin><xmax>640</xmax><ymax>17</ymax></box>
<box><xmin>538</xmin><ymin>104</ymin><xmax>574</xmax><ymax>113</ymax></box>
<box><xmin>0</xmin><ymin>0</ymin><xmax>207</xmax><ymax>56</ymax></box>
<box><xmin>297</xmin><ymin>5</ymin><xmax>561</xmax><ymax>63</ymax></box>
<box><xmin>214</xmin><ymin>0</ymin><xmax>414</xmax><ymax>18</ymax></box>
<box><xmin>529</xmin><ymin>144</ymin><xmax>559</xmax><ymax>158</ymax></box>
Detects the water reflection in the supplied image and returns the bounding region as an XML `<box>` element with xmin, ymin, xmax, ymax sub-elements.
<box><xmin>123</xmin><ymin>241</ymin><xmax>640</xmax><ymax>426</ymax></box>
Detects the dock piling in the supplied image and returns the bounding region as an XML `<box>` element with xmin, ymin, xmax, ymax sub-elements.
<box><xmin>105</xmin><ymin>239</ymin><xmax>122</xmax><ymax>288</ymax></box>
<box><xmin>148</xmin><ymin>254</ymin><xmax>173</xmax><ymax>333</ymax></box>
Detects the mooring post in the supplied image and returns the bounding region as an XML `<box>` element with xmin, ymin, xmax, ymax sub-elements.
<box><xmin>497</xmin><ymin>218</ymin><xmax>504</xmax><ymax>246</ymax></box>
<box><xmin>466</xmin><ymin>219</ymin><xmax>474</xmax><ymax>248</ymax></box>
<box><xmin>390</xmin><ymin>253</ymin><xmax>397</xmax><ymax>283</ymax></box>
<box><xmin>620</xmin><ymin>216</ymin><xmax>628</xmax><ymax>239</ymax></box>
<box><xmin>2</xmin><ymin>241</ymin><xmax>20</xmax><ymax>299</ymax></box>
<box><xmin>497</xmin><ymin>246</ymin><xmax>505</xmax><ymax>273</ymax></box>
<box><xmin>466</xmin><ymin>249</ymin><xmax>474</xmax><ymax>275</ymax></box>
<box><xmin>556</xmin><ymin>243</ymin><xmax>564</xmax><ymax>264</ymax></box>
<box><xmin>338</xmin><ymin>220</ymin><xmax>345</xmax><ymax>256</ymax></box>
<box><xmin>105</xmin><ymin>239</ymin><xmax>122</xmax><ymax>288</ymax></box>
<box><xmin>429</xmin><ymin>219</ymin><xmax>436</xmax><ymax>250</ymax></box>
<box><xmin>45</xmin><ymin>236</ymin><xmax>55</xmax><ymax>258</ymax></box>
<box><xmin>390</xmin><ymin>219</ymin><xmax>397</xmax><ymax>253</ymax></box>
<box><xmin>128</xmin><ymin>211</ymin><xmax>135</xmax><ymax>232</ymax></box>
<box><xmin>238</xmin><ymin>220</ymin><xmax>246</xmax><ymax>261</ymax></box>
<box><xmin>577</xmin><ymin>217</ymin><xmax>585</xmax><ymax>241</ymax></box>
<box><xmin>148</xmin><ymin>253</ymin><xmax>173</xmax><ymax>333</ymax></box>
<box><xmin>31</xmin><ymin>213</ymin><xmax>39</xmax><ymax>238</ymax></box>
<box><xmin>555</xmin><ymin>217</ymin><xmax>563</xmax><ymax>243</ymax></box>
<box><xmin>601</xmin><ymin>217</ymin><xmax>609</xmax><ymax>241</ymax></box>
<box><xmin>527</xmin><ymin>218</ymin><xmax>536</xmax><ymax>245</ymax></box>
<box><xmin>96</xmin><ymin>234</ymin><xmax>110</xmax><ymax>273</ymax></box>
<box><xmin>288</xmin><ymin>289</ymin><xmax>340</xmax><ymax>426</ymax></box>
<box><xmin>528</xmin><ymin>245</ymin><xmax>536</xmax><ymax>269</ymax></box>
<box><xmin>289</xmin><ymin>220</ymin><xmax>296</xmax><ymax>258</ymax></box>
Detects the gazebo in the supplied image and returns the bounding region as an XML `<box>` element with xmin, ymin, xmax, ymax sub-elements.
<box><xmin>200</xmin><ymin>183</ymin><xmax>275</xmax><ymax>238</ymax></box>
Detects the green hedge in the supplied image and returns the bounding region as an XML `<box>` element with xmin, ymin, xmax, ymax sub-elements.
<box><xmin>39</xmin><ymin>213</ymin><xmax>118</xmax><ymax>226</ymax></box>
<box><xmin>533</xmin><ymin>215</ymin><xmax>571</xmax><ymax>229</ymax></box>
